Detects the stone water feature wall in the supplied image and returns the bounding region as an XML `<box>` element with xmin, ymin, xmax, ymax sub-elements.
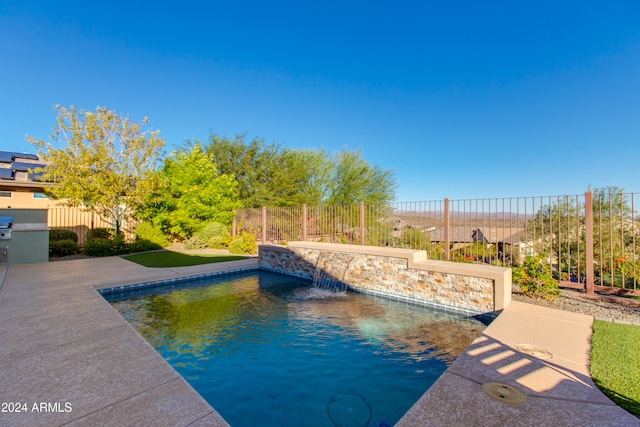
<box><xmin>259</xmin><ymin>242</ymin><xmax>512</xmax><ymax>314</ymax></box>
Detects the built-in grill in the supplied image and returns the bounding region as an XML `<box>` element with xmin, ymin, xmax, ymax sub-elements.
<box><xmin>0</xmin><ymin>216</ymin><xmax>13</xmax><ymax>240</ymax></box>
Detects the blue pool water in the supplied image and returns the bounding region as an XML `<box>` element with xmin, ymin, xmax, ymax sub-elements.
<box><xmin>105</xmin><ymin>271</ymin><xmax>485</xmax><ymax>427</ymax></box>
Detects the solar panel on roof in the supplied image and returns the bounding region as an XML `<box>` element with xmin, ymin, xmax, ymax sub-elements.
<box><xmin>0</xmin><ymin>151</ymin><xmax>39</xmax><ymax>161</ymax></box>
<box><xmin>13</xmin><ymin>153</ymin><xmax>39</xmax><ymax>161</ymax></box>
<box><xmin>0</xmin><ymin>169</ymin><xmax>13</xmax><ymax>179</ymax></box>
<box><xmin>11</xmin><ymin>162</ymin><xmax>32</xmax><ymax>172</ymax></box>
<box><xmin>11</xmin><ymin>162</ymin><xmax>44</xmax><ymax>172</ymax></box>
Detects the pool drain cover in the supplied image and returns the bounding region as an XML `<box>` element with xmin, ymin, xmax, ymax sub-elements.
<box><xmin>482</xmin><ymin>382</ymin><xmax>527</xmax><ymax>405</ymax></box>
<box><xmin>515</xmin><ymin>344</ymin><xmax>554</xmax><ymax>359</ymax></box>
<box><xmin>327</xmin><ymin>393</ymin><xmax>372</xmax><ymax>427</ymax></box>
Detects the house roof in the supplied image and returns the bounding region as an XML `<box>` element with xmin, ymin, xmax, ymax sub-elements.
<box><xmin>0</xmin><ymin>150</ymin><xmax>52</xmax><ymax>190</ymax></box>
<box><xmin>473</xmin><ymin>227</ymin><xmax>526</xmax><ymax>244</ymax></box>
<box><xmin>428</xmin><ymin>226</ymin><xmax>476</xmax><ymax>243</ymax></box>
<box><xmin>0</xmin><ymin>151</ymin><xmax>39</xmax><ymax>163</ymax></box>
<box><xmin>428</xmin><ymin>226</ymin><xmax>526</xmax><ymax>244</ymax></box>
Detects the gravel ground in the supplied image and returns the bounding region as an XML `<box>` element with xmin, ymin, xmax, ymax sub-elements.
<box><xmin>512</xmin><ymin>288</ymin><xmax>640</xmax><ymax>326</ymax></box>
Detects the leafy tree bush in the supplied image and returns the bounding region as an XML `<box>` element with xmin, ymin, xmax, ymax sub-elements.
<box><xmin>83</xmin><ymin>231</ymin><xmax>128</xmax><ymax>256</ymax></box>
<box><xmin>208</xmin><ymin>236</ymin><xmax>227</xmax><ymax>249</ymax></box>
<box><xmin>135</xmin><ymin>221</ymin><xmax>170</xmax><ymax>247</ymax></box>
<box><xmin>49</xmin><ymin>229</ymin><xmax>79</xmax><ymax>243</ymax></box>
<box><xmin>83</xmin><ymin>238</ymin><xmax>118</xmax><ymax>257</ymax></box>
<box><xmin>228</xmin><ymin>231</ymin><xmax>257</xmax><ymax>255</ymax></box>
<box><xmin>49</xmin><ymin>239</ymin><xmax>80</xmax><ymax>257</ymax></box>
<box><xmin>195</xmin><ymin>222</ymin><xmax>228</xmax><ymax>245</ymax></box>
<box><xmin>140</xmin><ymin>143</ymin><xmax>240</xmax><ymax>238</ymax></box>
<box><xmin>513</xmin><ymin>255</ymin><xmax>560</xmax><ymax>300</ymax></box>
<box><xmin>83</xmin><ymin>233</ymin><xmax>161</xmax><ymax>257</ymax></box>
<box><xmin>29</xmin><ymin>105</ymin><xmax>164</xmax><ymax>235</ymax></box>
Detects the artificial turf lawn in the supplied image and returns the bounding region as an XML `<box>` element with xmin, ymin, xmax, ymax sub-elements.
<box><xmin>122</xmin><ymin>250</ymin><xmax>248</xmax><ymax>267</ymax></box>
<box><xmin>590</xmin><ymin>320</ymin><xmax>640</xmax><ymax>418</ymax></box>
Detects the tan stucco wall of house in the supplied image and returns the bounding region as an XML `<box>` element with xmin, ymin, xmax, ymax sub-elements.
<box><xmin>0</xmin><ymin>189</ymin><xmax>58</xmax><ymax>209</ymax></box>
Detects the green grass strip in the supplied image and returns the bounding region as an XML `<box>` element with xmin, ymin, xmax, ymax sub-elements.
<box><xmin>122</xmin><ymin>250</ymin><xmax>248</xmax><ymax>267</ymax></box>
<box><xmin>591</xmin><ymin>320</ymin><xmax>640</xmax><ymax>418</ymax></box>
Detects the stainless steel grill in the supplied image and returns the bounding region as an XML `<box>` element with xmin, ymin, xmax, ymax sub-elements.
<box><xmin>0</xmin><ymin>216</ymin><xmax>12</xmax><ymax>240</ymax></box>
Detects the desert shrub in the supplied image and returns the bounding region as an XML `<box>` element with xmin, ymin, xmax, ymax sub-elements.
<box><xmin>127</xmin><ymin>238</ymin><xmax>162</xmax><ymax>253</ymax></box>
<box><xmin>451</xmin><ymin>242</ymin><xmax>496</xmax><ymax>263</ymax></box>
<box><xmin>228</xmin><ymin>231</ymin><xmax>257</xmax><ymax>255</ymax></box>
<box><xmin>398</xmin><ymin>227</ymin><xmax>428</xmax><ymax>250</ymax></box>
<box><xmin>184</xmin><ymin>236</ymin><xmax>207</xmax><ymax>250</ymax></box>
<box><xmin>195</xmin><ymin>222</ymin><xmax>228</xmax><ymax>244</ymax></box>
<box><xmin>135</xmin><ymin>221</ymin><xmax>170</xmax><ymax>247</ymax></box>
<box><xmin>49</xmin><ymin>229</ymin><xmax>79</xmax><ymax>243</ymax></box>
<box><xmin>208</xmin><ymin>235</ymin><xmax>227</xmax><ymax>249</ymax></box>
<box><xmin>83</xmin><ymin>238</ymin><xmax>116</xmax><ymax>256</ymax></box>
<box><xmin>49</xmin><ymin>239</ymin><xmax>80</xmax><ymax>257</ymax></box>
<box><xmin>513</xmin><ymin>255</ymin><xmax>560</xmax><ymax>301</ymax></box>
<box><xmin>83</xmin><ymin>233</ymin><xmax>128</xmax><ymax>256</ymax></box>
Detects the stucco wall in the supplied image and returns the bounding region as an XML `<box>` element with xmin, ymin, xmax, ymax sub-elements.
<box><xmin>259</xmin><ymin>242</ymin><xmax>511</xmax><ymax>315</ymax></box>
<box><xmin>0</xmin><ymin>208</ymin><xmax>49</xmax><ymax>265</ymax></box>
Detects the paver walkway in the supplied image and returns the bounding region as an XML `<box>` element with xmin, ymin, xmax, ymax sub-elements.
<box><xmin>1</xmin><ymin>256</ymin><xmax>638</xmax><ymax>426</ymax></box>
<box><xmin>397</xmin><ymin>300</ymin><xmax>639</xmax><ymax>426</ymax></box>
<box><xmin>0</xmin><ymin>256</ymin><xmax>259</xmax><ymax>427</ymax></box>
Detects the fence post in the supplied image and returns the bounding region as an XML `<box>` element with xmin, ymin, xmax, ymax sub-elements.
<box><xmin>261</xmin><ymin>206</ymin><xmax>267</xmax><ymax>244</ymax></box>
<box><xmin>585</xmin><ymin>191</ymin><xmax>595</xmax><ymax>295</ymax></box>
<box><xmin>359</xmin><ymin>202</ymin><xmax>365</xmax><ymax>245</ymax></box>
<box><xmin>444</xmin><ymin>198</ymin><xmax>450</xmax><ymax>260</ymax></box>
<box><xmin>302</xmin><ymin>204</ymin><xmax>307</xmax><ymax>241</ymax></box>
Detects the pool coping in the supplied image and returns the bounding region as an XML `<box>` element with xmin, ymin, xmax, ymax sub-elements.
<box><xmin>0</xmin><ymin>256</ymin><xmax>638</xmax><ymax>426</ymax></box>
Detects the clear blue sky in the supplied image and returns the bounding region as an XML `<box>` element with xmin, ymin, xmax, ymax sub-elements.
<box><xmin>1</xmin><ymin>1</ymin><xmax>639</xmax><ymax>201</ymax></box>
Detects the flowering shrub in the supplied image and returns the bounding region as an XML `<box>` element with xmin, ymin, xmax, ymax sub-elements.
<box><xmin>228</xmin><ymin>231</ymin><xmax>257</xmax><ymax>254</ymax></box>
<box><xmin>513</xmin><ymin>255</ymin><xmax>560</xmax><ymax>301</ymax></box>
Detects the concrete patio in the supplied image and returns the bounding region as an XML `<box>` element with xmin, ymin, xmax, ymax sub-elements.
<box><xmin>0</xmin><ymin>256</ymin><xmax>638</xmax><ymax>426</ymax></box>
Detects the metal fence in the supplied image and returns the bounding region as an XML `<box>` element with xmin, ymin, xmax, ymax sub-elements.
<box><xmin>235</xmin><ymin>192</ymin><xmax>640</xmax><ymax>296</ymax></box>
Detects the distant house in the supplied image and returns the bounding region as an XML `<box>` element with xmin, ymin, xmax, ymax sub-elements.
<box><xmin>428</xmin><ymin>226</ymin><xmax>476</xmax><ymax>249</ymax></box>
<box><xmin>0</xmin><ymin>151</ymin><xmax>55</xmax><ymax>208</ymax></box>
<box><xmin>429</xmin><ymin>226</ymin><xmax>529</xmax><ymax>256</ymax></box>
<box><xmin>472</xmin><ymin>227</ymin><xmax>524</xmax><ymax>245</ymax></box>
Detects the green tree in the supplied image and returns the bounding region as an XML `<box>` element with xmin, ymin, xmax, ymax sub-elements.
<box><xmin>325</xmin><ymin>148</ymin><xmax>397</xmax><ymax>205</ymax></box>
<box><xmin>206</xmin><ymin>135</ymin><xmax>396</xmax><ymax>208</ymax></box>
<box><xmin>204</xmin><ymin>134</ymin><xmax>327</xmax><ymax>207</ymax></box>
<box><xmin>141</xmin><ymin>143</ymin><xmax>240</xmax><ymax>238</ymax></box>
<box><xmin>29</xmin><ymin>105</ymin><xmax>164</xmax><ymax>234</ymax></box>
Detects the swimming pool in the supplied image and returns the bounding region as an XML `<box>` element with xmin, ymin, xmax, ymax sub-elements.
<box><xmin>105</xmin><ymin>270</ymin><xmax>486</xmax><ymax>427</ymax></box>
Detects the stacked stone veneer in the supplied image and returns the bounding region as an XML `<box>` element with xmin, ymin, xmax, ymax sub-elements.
<box><xmin>259</xmin><ymin>242</ymin><xmax>512</xmax><ymax>314</ymax></box>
